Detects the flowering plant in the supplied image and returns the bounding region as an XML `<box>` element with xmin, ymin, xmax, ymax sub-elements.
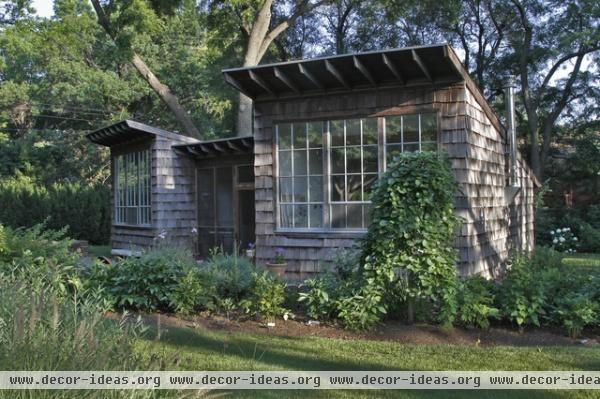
<box><xmin>274</xmin><ymin>247</ymin><xmax>285</xmax><ymax>264</ymax></box>
<box><xmin>248</xmin><ymin>242</ymin><xmax>256</xmax><ymax>250</ymax></box>
<box><xmin>550</xmin><ymin>227</ymin><xmax>578</xmax><ymax>253</ymax></box>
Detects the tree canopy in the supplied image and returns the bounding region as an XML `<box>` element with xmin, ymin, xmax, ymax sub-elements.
<box><xmin>0</xmin><ymin>0</ymin><xmax>598</xmax><ymax>184</ymax></box>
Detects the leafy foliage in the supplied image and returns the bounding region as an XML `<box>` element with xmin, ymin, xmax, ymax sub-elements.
<box><xmin>241</xmin><ymin>271</ymin><xmax>287</xmax><ymax>322</ymax></box>
<box><xmin>360</xmin><ymin>151</ymin><xmax>460</xmax><ymax>326</ymax></box>
<box><xmin>0</xmin><ymin>175</ymin><xmax>110</xmax><ymax>244</ymax></box>
<box><xmin>456</xmin><ymin>276</ymin><xmax>499</xmax><ymax>329</ymax></box>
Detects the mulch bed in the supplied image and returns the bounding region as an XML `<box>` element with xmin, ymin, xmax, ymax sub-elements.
<box><xmin>116</xmin><ymin>312</ymin><xmax>600</xmax><ymax>348</ymax></box>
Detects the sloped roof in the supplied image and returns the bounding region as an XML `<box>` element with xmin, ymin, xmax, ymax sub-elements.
<box><xmin>222</xmin><ymin>44</ymin><xmax>465</xmax><ymax>100</ymax></box>
<box><xmin>87</xmin><ymin>120</ymin><xmax>198</xmax><ymax>147</ymax></box>
<box><xmin>173</xmin><ymin>136</ymin><xmax>254</xmax><ymax>159</ymax></box>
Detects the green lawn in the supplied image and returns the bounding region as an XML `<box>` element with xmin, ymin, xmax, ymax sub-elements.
<box><xmin>134</xmin><ymin>326</ymin><xmax>600</xmax><ymax>399</ymax></box>
<box><xmin>562</xmin><ymin>253</ymin><xmax>600</xmax><ymax>276</ymax></box>
<box><xmin>88</xmin><ymin>245</ymin><xmax>111</xmax><ymax>257</ymax></box>
<box><xmin>128</xmin><ymin>251</ymin><xmax>600</xmax><ymax>398</ymax></box>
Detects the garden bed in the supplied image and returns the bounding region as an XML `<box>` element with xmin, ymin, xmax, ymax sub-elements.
<box><xmin>124</xmin><ymin>312</ymin><xmax>600</xmax><ymax>348</ymax></box>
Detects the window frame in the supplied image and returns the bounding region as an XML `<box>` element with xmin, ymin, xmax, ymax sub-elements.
<box><xmin>113</xmin><ymin>146</ymin><xmax>152</xmax><ymax>227</ymax></box>
<box><xmin>274</xmin><ymin>110</ymin><xmax>440</xmax><ymax>234</ymax></box>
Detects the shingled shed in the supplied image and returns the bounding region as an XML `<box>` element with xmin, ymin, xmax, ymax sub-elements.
<box><xmin>88</xmin><ymin>43</ymin><xmax>537</xmax><ymax>279</ymax></box>
<box><xmin>222</xmin><ymin>43</ymin><xmax>537</xmax><ymax>278</ymax></box>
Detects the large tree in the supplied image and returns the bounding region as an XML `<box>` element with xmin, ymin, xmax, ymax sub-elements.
<box><xmin>209</xmin><ymin>0</ymin><xmax>329</xmax><ymax>135</ymax></box>
<box><xmin>90</xmin><ymin>0</ymin><xmax>202</xmax><ymax>137</ymax></box>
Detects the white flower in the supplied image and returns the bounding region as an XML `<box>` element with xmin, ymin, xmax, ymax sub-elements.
<box><xmin>550</xmin><ymin>230</ymin><xmax>555</xmax><ymax>235</ymax></box>
<box><xmin>191</xmin><ymin>227</ymin><xmax>198</xmax><ymax>235</ymax></box>
<box><xmin>283</xmin><ymin>313</ymin><xmax>289</xmax><ymax>321</ymax></box>
<box><xmin>560</xmin><ymin>237</ymin><xmax>566</xmax><ymax>242</ymax></box>
<box><xmin>566</xmin><ymin>227</ymin><xmax>571</xmax><ymax>231</ymax></box>
<box><xmin>553</xmin><ymin>238</ymin><xmax>558</xmax><ymax>244</ymax></box>
<box><xmin>573</xmin><ymin>237</ymin><xmax>578</xmax><ymax>241</ymax></box>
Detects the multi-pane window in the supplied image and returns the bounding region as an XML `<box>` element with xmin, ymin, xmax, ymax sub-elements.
<box><xmin>276</xmin><ymin>112</ymin><xmax>438</xmax><ymax>231</ymax></box>
<box><xmin>384</xmin><ymin>113</ymin><xmax>437</xmax><ymax>165</ymax></box>
<box><xmin>115</xmin><ymin>150</ymin><xmax>151</xmax><ymax>225</ymax></box>
<box><xmin>277</xmin><ymin>122</ymin><xmax>324</xmax><ymax>228</ymax></box>
<box><xmin>330</xmin><ymin>119</ymin><xmax>378</xmax><ymax>229</ymax></box>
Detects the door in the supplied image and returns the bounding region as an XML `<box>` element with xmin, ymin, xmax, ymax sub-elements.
<box><xmin>196</xmin><ymin>163</ymin><xmax>255</xmax><ymax>257</ymax></box>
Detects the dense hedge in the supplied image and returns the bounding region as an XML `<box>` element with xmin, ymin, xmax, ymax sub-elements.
<box><xmin>0</xmin><ymin>177</ymin><xmax>110</xmax><ymax>244</ymax></box>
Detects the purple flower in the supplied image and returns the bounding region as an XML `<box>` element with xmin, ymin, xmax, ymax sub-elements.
<box><xmin>191</xmin><ymin>227</ymin><xmax>198</xmax><ymax>235</ymax></box>
<box><xmin>248</xmin><ymin>242</ymin><xmax>256</xmax><ymax>250</ymax></box>
<box><xmin>157</xmin><ymin>229</ymin><xmax>167</xmax><ymax>240</ymax></box>
<box><xmin>275</xmin><ymin>247</ymin><xmax>284</xmax><ymax>255</ymax></box>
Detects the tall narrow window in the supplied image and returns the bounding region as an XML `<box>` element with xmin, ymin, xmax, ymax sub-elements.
<box><xmin>329</xmin><ymin>119</ymin><xmax>378</xmax><ymax>229</ymax></box>
<box><xmin>114</xmin><ymin>149</ymin><xmax>151</xmax><ymax>225</ymax></box>
<box><xmin>277</xmin><ymin>122</ymin><xmax>324</xmax><ymax>229</ymax></box>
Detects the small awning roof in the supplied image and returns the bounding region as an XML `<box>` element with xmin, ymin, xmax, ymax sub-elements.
<box><xmin>173</xmin><ymin>136</ymin><xmax>254</xmax><ymax>159</ymax></box>
<box><xmin>87</xmin><ymin>119</ymin><xmax>197</xmax><ymax>147</ymax></box>
<box><xmin>222</xmin><ymin>44</ymin><xmax>466</xmax><ymax>100</ymax></box>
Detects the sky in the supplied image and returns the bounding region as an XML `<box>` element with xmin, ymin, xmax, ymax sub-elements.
<box><xmin>32</xmin><ymin>0</ymin><xmax>53</xmax><ymax>18</ymax></box>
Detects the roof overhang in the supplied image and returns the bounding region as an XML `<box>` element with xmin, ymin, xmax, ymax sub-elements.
<box><xmin>87</xmin><ymin>120</ymin><xmax>197</xmax><ymax>147</ymax></box>
<box><xmin>222</xmin><ymin>44</ymin><xmax>465</xmax><ymax>100</ymax></box>
<box><xmin>173</xmin><ymin>136</ymin><xmax>254</xmax><ymax>159</ymax></box>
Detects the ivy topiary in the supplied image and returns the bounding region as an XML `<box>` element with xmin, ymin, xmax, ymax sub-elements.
<box><xmin>360</xmin><ymin>151</ymin><xmax>461</xmax><ymax>327</ymax></box>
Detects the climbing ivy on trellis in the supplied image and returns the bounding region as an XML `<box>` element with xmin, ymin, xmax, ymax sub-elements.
<box><xmin>360</xmin><ymin>151</ymin><xmax>461</xmax><ymax>326</ymax></box>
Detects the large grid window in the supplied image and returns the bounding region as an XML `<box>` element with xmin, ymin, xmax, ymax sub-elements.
<box><xmin>277</xmin><ymin>122</ymin><xmax>324</xmax><ymax>228</ymax></box>
<box><xmin>115</xmin><ymin>149</ymin><xmax>151</xmax><ymax>225</ymax></box>
<box><xmin>276</xmin><ymin>112</ymin><xmax>437</xmax><ymax>231</ymax></box>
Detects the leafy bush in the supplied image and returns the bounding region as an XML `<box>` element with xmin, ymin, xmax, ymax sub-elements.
<box><xmin>578</xmin><ymin>223</ymin><xmax>600</xmax><ymax>253</ymax></box>
<box><xmin>298</xmin><ymin>274</ymin><xmax>339</xmax><ymax>320</ymax></box>
<box><xmin>499</xmin><ymin>251</ymin><xmax>549</xmax><ymax>328</ymax></box>
<box><xmin>168</xmin><ymin>265</ymin><xmax>217</xmax><ymax>314</ymax></box>
<box><xmin>360</xmin><ymin>152</ymin><xmax>460</xmax><ymax>327</ymax></box>
<box><xmin>550</xmin><ymin>227</ymin><xmax>578</xmax><ymax>253</ymax></box>
<box><xmin>87</xmin><ymin>247</ymin><xmax>197</xmax><ymax>311</ymax></box>
<box><xmin>554</xmin><ymin>292</ymin><xmax>598</xmax><ymax>338</ymax></box>
<box><xmin>241</xmin><ymin>271</ymin><xmax>287</xmax><ymax>322</ymax></box>
<box><xmin>200</xmin><ymin>249</ymin><xmax>255</xmax><ymax>300</ymax></box>
<box><xmin>0</xmin><ymin>224</ymin><xmax>81</xmax><ymax>295</ymax></box>
<box><xmin>0</xmin><ymin>176</ymin><xmax>110</xmax><ymax>244</ymax></box>
<box><xmin>334</xmin><ymin>283</ymin><xmax>387</xmax><ymax>331</ymax></box>
<box><xmin>456</xmin><ymin>276</ymin><xmax>499</xmax><ymax>329</ymax></box>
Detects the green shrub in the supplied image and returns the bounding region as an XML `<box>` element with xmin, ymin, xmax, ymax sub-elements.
<box><xmin>334</xmin><ymin>282</ymin><xmax>386</xmax><ymax>331</ymax></box>
<box><xmin>168</xmin><ymin>265</ymin><xmax>217</xmax><ymax>314</ymax></box>
<box><xmin>578</xmin><ymin>223</ymin><xmax>600</xmax><ymax>253</ymax></box>
<box><xmin>200</xmin><ymin>249</ymin><xmax>255</xmax><ymax>300</ymax></box>
<box><xmin>86</xmin><ymin>248</ymin><xmax>196</xmax><ymax>311</ymax></box>
<box><xmin>298</xmin><ymin>274</ymin><xmax>339</xmax><ymax>320</ymax></box>
<box><xmin>360</xmin><ymin>152</ymin><xmax>460</xmax><ymax>327</ymax></box>
<box><xmin>554</xmin><ymin>292</ymin><xmax>598</xmax><ymax>338</ymax></box>
<box><xmin>499</xmin><ymin>251</ymin><xmax>549</xmax><ymax>328</ymax></box>
<box><xmin>241</xmin><ymin>271</ymin><xmax>287</xmax><ymax>322</ymax></box>
<box><xmin>0</xmin><ymin>224</ymin><xmax>81</xmax><ymax>295</ymax></box>
<box><xmin>0</xmin><ymin>176</ymin><xmax>110</xmax><ymax>244</ymax></box>
<box><xmin>456</xmin><ymin>276</ymin><xmax>499</xmax><ymax>329</ymax></box>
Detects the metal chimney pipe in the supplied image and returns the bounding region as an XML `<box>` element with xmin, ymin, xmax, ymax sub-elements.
<box><xmin>503</xmin><ymin>76</ymin><xmax>518</xmax><ymax>187</ymax></box>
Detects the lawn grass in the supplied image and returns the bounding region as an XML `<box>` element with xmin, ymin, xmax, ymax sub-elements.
<box><xmin>134</xmin><ymin>326</ymin><xmax>600</xmax><ymax>399</ymax></box>
<box><xmin>562</xmin><ymin>252</ymin><xmax>600</xmax><ymax>276</ymax></box>
<box><xmin>88</xmin><ymin>245</ymin><xmax>111</xmax><ymax>257</ymax></box>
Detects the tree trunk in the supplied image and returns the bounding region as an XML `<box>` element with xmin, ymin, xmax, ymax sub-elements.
<box><xmin>130</xmin><ymin>54</ymin><xmax>201</xmax><ymax>138</ymax></box>
<box><xmin>237</xmin><ymin>92</ymin><xmax>253</xmax><ymax>136</ymax></box>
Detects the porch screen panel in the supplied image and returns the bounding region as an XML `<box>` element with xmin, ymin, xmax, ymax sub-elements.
<box><xmin>277</xmin><ymin>122</ymin><xmax>324</xmax><ymax>229</ymax></box>
<box><xmin>114</xmin><ymin>149</ymin><xmax>151</xmax><ymax>226</ymax></box>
